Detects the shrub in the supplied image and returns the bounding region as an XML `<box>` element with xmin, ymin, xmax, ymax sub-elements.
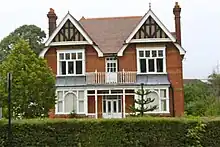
<box><xmin>0</xmin><ymin>117</ymin><xmax>219</xmax><ymax>147</ymax></box>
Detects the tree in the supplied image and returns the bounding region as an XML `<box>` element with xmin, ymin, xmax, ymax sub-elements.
<box><xmin>0</xmin><ymin>39</ymin><xmax>56</xmax><ymax>119</ymax></box>
<box><xmin>0</xmin><ymin>25</ymin><xmax>46</xmax><ymax>61</ymax></box>
<box><xmin>129</xmin><ymin>83</ymin><xmax>158</xmax><ymax>116</ymax></box>
<box><xmin>184</xmin><ymin>79</ymin><xmax>220</xmax><ymax>116</ymax></box>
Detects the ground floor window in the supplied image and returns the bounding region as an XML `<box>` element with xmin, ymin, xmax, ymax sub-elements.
<box><xmin>56</xmin><ymin>90</ymin><xmax>85</xmax><ymax>114</ymax></box>
<box><xmin>135</xmin><ymin>88</ymin><xmax>169</xmax><ymax>112</ymax></box>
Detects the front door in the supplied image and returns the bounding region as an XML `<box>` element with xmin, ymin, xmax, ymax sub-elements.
<box><xmin>106</xmin><ymin>57</ymin><xmax>117</xmax><ymax>83</ymax></box>
<box><xmin>103</xmin><ymin>96</ymin><xmax>122</xmax><ymax>118</ymax></box>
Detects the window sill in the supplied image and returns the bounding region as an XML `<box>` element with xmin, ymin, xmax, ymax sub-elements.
<box><xmin>56</xmin><ymin>74</ymin><xmax>86</xmax><ymax>77</ymax></box>
<box><xmin>55</xmin><ymin>112</ymin><xmax>86</xmax><ymax>115</ymax></box>
<box><xmin>137</xmin><ymin>72</ymin><xmax>167</xmax><ymax>75</ymax></box>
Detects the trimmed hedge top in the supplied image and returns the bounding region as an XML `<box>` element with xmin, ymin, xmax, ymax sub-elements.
<box><xmin>0</xmin><ymin>117</ymin><xmax>220</xmax><ymax>147</ymax></box>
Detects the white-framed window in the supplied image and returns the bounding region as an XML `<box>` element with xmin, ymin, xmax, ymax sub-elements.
<box><xmin>56</xmin><ymin>90</ymin><xmax>85</xmax><ymax>114</ymax></box>
<box><xmin>135</xmin><ymin>88</ymin><xmax>169</xmax><ymax>113</ymax></box>
<box><xmin>57</xmin><ymin>50</ymin><xmax>85</xmax><ymax>76</ymax></box>
<box><xmin>105</xmin><ymin>57</ymin><xmax>117</xmax><ymax>72</ymax></box>
<box><xmin>137</xmin><ymin>47</ymin><xmax>166</xmax><ymax>74</ymax></box>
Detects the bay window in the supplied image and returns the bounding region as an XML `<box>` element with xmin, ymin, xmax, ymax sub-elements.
<box><xmin>135</xmin><ymin>88</ymin><xmax>169</xmax><ymax>112</ymax></box>
<box><xmin>57</xmin><ymin>50</ymin><xmax>85</xmax><ymax>76</ymax></box>
<box><xmin>137</xmin><ymin>47</ymin><xmax>166</xmax><ymax>73</ymax></box>
<box><xmin>56</xmin><ymin>90</ymin><xmax>85</xmax><ymax>114</ymax></box>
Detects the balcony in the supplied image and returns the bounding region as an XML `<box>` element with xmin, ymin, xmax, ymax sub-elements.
<box><xmin>86</xmin><ymin>71</ymin><xmax>137</xmax><ymax>84</ymax></box>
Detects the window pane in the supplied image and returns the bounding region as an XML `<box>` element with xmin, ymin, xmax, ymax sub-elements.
<box><xmin>58</xmin><ymin>101</ymin><xmax>63</xmax><ymax>112</ymax></box>
<box><xmin>59</xmin><ymin>53</ymin><xmax>64</xmax><ymax>60</ymax></box>
<box><xmin>145</xmin><ymin>51</ymin><xmax>150</xmax><ymax>57</ymax></box>
<box><xmin>160</xmin><ymin>89</ymin><xmax>166</xmax><ymax>98</ymax></box>
<box><xmin>103</xmin><ymin>100</ymin><xmax>106</xmax><ymax>113</ymax></box>
<box><xmin>77</xmin><ymin>52</ymin><xmax>82</xmax><ymax>59</ymax></box>
<box><xmin>118</xmin><ymin>99</ymin><xmax>121</xmax><ymax>112</ymax></box>
<box><xmin>71</xmin><ymin>53</ymin><xmax>76</xmax><ymax>59</ymax></box>
<box><xmin>78</xmin><ymin>101</ymin><xmax>84</xmax><ymax>113</ymax></box>
<box><xmin>140</xmin><ymin>59</ymin><xmax>146</xmax><ymax>73</ymax></box>
<box><xmin>148</xmin><ymin>59</ymin><xmax>155</xmax><ymax>72</ymax></box>
<box><xmin>76</xmin><ymin>61</ymin><xmax>82</xmax><ymax>74</ymax></box>
<box><xmin>60</xmin><ymin>61</ymin><xmax>66</xmax><ymax>75</ymax></box>
<box><xmin>65</xmin><ymin>53</ymin><xmax>70</xmax><ymax>60</ymax></box>
<box><xmin>157</xmin><ymin>59</ymin><xmax>163</xmax><ymax>72</ymax></box>
<box><xmin>78</xmin><ymin>91</ymin><xmax>84</xmax><ymax>99</ymax></box>
<box><xmin>68</xmin><ymin>61</ymin><xmax>74</xmax><ymax>74</ymax></box>
<box><xmin>57</xmin><ymin>91</ymin><xmax>63</xmax><ymax>100</ymax></box>
<box><xmin>139</xmin><ymin>51</ymin><xmax>144</xmax><ymax>57</ymax></box>
<box><xmin>152</xmin><ymin>50</ymin><xmax>157</xmax><ymax>57</ymax></box>
<box><xmin>146</xmin><ymin>92</ymin><xmax>159</xmax><ymax>111</ymax></box>
<box><xmin>158</xmin><ymin>50</ymin><xmax>163</xmax><ymax>57</ymax></box>
<box><xmin>64</xmin><ymin>93</ymin><xmax>77</xmax><ymax>113</ymax></box>
<box><xmin>161</xmin><ymin>100</ymin><xmax>167</xmax><ymax>111</ymax></box>
<box><xmin>113</xmin><ymin>101</ymin><xmax>117</xmax><ymax>113</ymax></box>
<box><xmin>108</xmin><ymin>101</ymin><xmax>111</xmax><ymax>113</ymax></box>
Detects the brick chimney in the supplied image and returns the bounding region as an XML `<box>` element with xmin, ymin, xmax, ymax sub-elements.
<box><xmin>173</xmin><ymin>2</ymin><xmax>181</xmax><ymax>45</ymax></box>
<box><xmin>47</xmin><ymin>8</ymin><xmax>57</xmax><ymax>36</ymax></box>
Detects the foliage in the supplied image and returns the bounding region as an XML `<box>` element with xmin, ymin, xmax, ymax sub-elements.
<box><xmin>129</xmin><ymin>84</ymin><xmax>158</xmax><ymax>116</ymax></box>
<box><xmin>0</xmin><ymin>39</ymin><xmax>56</xmax><ymax>119</ymax></box>
<box><xmin>0</xmin><ymin>25</ymin><xmax>46</xmax><ymax>61</ymax></box>
<box><xmin>186</xmin><ymin>118</ymin><xmax>206</xmax><ymax>147</ymax></box>
<box><xmin>184</xmin><ymin>80</ymin><xmax>220</xmax><ymax>116</ymax></box>
<box><xmin>0</xmin><ymin>117</ymin><xmax>220</xmax><ymax>147</ymax></box>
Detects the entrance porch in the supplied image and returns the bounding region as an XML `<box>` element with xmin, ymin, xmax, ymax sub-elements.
<box><xmin>87</xmin><ymin>89</ymin><xmax>135</xmax><ymax>118</ymax></box>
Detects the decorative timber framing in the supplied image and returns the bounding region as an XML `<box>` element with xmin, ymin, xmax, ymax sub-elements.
<box><xmin>53</xmin><ymin>19</ymin><xmax>86</xmax><ymax>42</ymax></box>
<box><xmin>117</xmin><ymin>9</ymin><xmax>186</xmax><ymax>56</ymax></box>
<box><xmin>133</xmin><ymin>16</ymin><xmax>168</xmax><ymax>39</ymax></box>
<box><xmin>39</xmin><ymin>12</ymin><xmax>103</xmax><ymax>57</ymax></box>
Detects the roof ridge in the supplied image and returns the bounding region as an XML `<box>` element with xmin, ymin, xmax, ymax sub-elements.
<box><xmin>80</xmin><ymin>15</ymin><xmax>142</xmax><ymax>20</ymax></box>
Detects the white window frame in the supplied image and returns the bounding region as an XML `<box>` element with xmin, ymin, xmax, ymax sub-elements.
<box><xmin>57</xmin><ymin>49</ymin><xmax>85</xmax><ymax>76</ymax></box>
<box><xmin>55</xmin><ymin>89</ymin><xmax>86</xmax><ymax>115</ymax></box>
<box><xmin>136</xmin><ymin>46</ymin><xmax>166</xmax><ymax>74</ymax></box>
<box><xmin>105</xmin><ymin>57</ymin><xmax>118</xmax><ymax>73</ymax></box>
<box><xmin>134</xmin><ymin>87</ymin><xmax>169</xmax><ymax>113</ymax></box>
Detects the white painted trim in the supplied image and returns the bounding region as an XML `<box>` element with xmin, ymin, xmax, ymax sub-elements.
<box><xmin>85</xmin><ymin>90</ymin><xmax>88</xmax><ymax>116</ymax></box>
<box><xmin>95</xmin><ymin>89</ymin><xmax>98</xmax><ymax>119</ymax></box>
<box><xmin>117</xmin><ymin>44</ymin><xmax>128</xmax><ymax>57</ymax></box>
<box><xmin>125</xmin><ymin>10</ymin><xmax>176</xmax><ymax>43</ymax></box>
<box><xmin>174</xmin><ymin>43</ymin><xmax>186</xmax><ymax>55</ymax></box>
<box><xmin>130</xmin><ymin>38</ymin><xmax>172</xmax><ymax>43</ymax></box>
<box><xmin>39</xmin><ymin>47</ymin><xmax>49</xmax><ymax>58</ymax></box>
<box><xmin>50</xmin><ymin>41</ymin><xmax>89</xmax><ymax>46</ymax></box>
<box><xmin>123</xmin><ymin>89</ymin><xmax>126</xmax><ymax>118</ymax></box>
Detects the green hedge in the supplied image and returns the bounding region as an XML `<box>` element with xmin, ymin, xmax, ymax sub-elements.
<box><xmin>0</xmin><ymin>117</ymin><xmax>220</xmax><ymax>147</ymax></box>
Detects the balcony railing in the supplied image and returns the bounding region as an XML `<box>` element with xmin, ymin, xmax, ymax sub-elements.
<box><xmin>86</xmin><ymin>71</ymin><xmax>137</xmax><ymax>84</ymax></box>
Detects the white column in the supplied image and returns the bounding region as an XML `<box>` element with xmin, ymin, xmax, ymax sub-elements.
<box><xmin>85</xmin><ymin>90</ymin><xmax>88</xmax><ymax>116</ymax></box>
<box><xmin>123</xmin><ymin>89</ymin><xmax>126</xmax><ymax>118</ymax></box>
<box><xmin>95</xmin><ymin>89</ymin><xmax>98</xmax><ymax>119</ymax></box>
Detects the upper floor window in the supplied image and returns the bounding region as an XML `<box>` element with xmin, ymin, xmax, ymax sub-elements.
<box><xmin>137</xmin><ymin>47</ymin><xmax>166</xmax><ymax>74</ymax></box>
<box><xmin>57</xmin><ymin>50</ymin><xmax>85</xmax><ymax>76</ymax></box>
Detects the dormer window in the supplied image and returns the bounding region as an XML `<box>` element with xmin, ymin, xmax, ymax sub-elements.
<box><xmin>137</xmin><ymin>46</ymin><xmax>166</xmax><ymax>74</ymax></box>
<box><xmin>57</xmin><ymin>49</ymin><xmax>85</xmax><ymax>76</ymax></box>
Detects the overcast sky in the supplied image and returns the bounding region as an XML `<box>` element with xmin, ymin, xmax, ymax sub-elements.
<box><xmin>0</xmin><ymin>0</ymin><xmax>219</xmax><ymax>79</ymax></box>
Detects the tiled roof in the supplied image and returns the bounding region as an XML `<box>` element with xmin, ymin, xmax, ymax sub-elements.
<box><xmin>79</xmin><ymin>16</ymin><xmax>142</xmax><ymax>53</ymax></box>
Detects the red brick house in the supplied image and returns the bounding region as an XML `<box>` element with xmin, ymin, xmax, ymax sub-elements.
<box><xmin>40</xmin><ymin>2</ymin><xmax>185</xmax><ymax>118</ymax></box>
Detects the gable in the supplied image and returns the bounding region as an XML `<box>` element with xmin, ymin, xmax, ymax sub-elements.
<box><xmin>40</xmin><ymin>13</ymin><xmax>103</xmax><ymax>57</ymax></box>
<box><xmin>53</xmin><ymin>19</ymin><xmax>86</xmax><ymax>42</ymax></box>
<box><xmin>117</xmin><ymin>10</ymin><xmax>186</xmax><ymax>56</ymax></box>
<box><xmin>133</xmin><ymin>16</ymin><xmax>168</xmax><ymax>39</ymax></box>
